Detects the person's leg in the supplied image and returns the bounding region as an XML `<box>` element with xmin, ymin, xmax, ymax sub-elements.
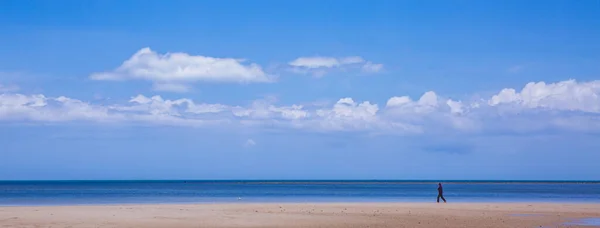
<box><xmin>437</xmin><ymin>194</ymin><xmax>441</xmax><ymax>203</ymax></box>
<box><xmin>441</xmin><ymin>195</ymin><xmax>446</xmax><ymax>203</ymax></box>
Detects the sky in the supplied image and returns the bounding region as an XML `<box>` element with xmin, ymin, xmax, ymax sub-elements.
<box><xmin>1</xmin><ymin>0</ymin><xmax>600</xmax><ymax>180</ymax></box>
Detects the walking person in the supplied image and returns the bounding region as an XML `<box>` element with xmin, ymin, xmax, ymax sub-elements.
<box><xmin>437</xmin><ymin>183</ymin><xmax>447</xmax><ymax>203</ymax></box>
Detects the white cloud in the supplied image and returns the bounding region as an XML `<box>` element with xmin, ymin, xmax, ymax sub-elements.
<box><xmin>312</xmin><ymin>97</ymin><xmax>384</xmax><ymax>131</ymax></box>
<box><xmin>289</xmin><ymin>57</ymin><xmax>344</xmax><ymax>69</ymax></box>
<box><xmin>288</xmin><ymin>56</ymin><xmax>383</xmax><ymax>76</ymax></box>
<box><xmin>232</xmin><ymin>98</ymin><xmax>309</xmax><ymax>120</ymax></box>
<box><xmin>90</xmin><ymin>47</ymin><xmax>272</xmax><ymax>90</ymax></box>
<box><xmin>122</xmin><ymin>94</ymin><xmax>228</xmax><ymax>116</ymax></box>
<box><xmin>288</xmin><ymin>56</ymin><xmax>366</xmax><ymax>69</ymax></box>
<box><xmin>386</xmin><ymin>96</ymin><xmax>412</xmax><ymax>107</ymax></box>
<box><xmin>0</xmin><ymin>93</ymin><xmax>122</xmax><ymax>122</ymax></box>
<box><xmin>362</xmin><ymin>62</ymin><xmax>384</xmax><ymax>73</ymax></box>
<box><xmin>385</xmin><ymin>91</ymin><xmax>441</xmax><ymax>114</ymax></box>
<box><xmin>418</xmin><ymin>91</ymin><xmax>438</xmax><ymax>107</ymax></box>
<box><xmin>233</xmin><ymin>104</ymin><xmax>308</xmax><ymax>120</ymax></box>
<box><xmin>54</xmin><ymin>96</ymin><xmax>121</xmax><ymax>121</ymax></box>
<box><xmin>187</xmin><ymin>103</ymin><xmax>229</xmax><ymax>114</ymax></box>
<box><xmin>489</xmin><ymin>80</ymin><xmax>600</xmax><ymax>113</ymax></box>
<box><xmin>381</xmin><ymin>91</ymin><xmax>474</xmax><ymax>133</ymax></box>
<box><xmin>318</xmin><ymin>98</ymin><xmax>379</xmax><ymax>120</ymax></box>
<box><xmin>2</xmin><ymin>79</ymin><xmax>600</xmax><ymax>134</ymax></box>
<box><xmin>446</xmin><ymin>100</ymin><xmax>464</xmax><ymax>114</ymax></box>
<box><xmin>124</xmin><ymin>95</ymin><xmax>188</xmax><ymax>116</ymax></box>
<box><xmin>340</xmin><ymin>56</ymin><xmax>366</xmax><ymax>65</ymax></box>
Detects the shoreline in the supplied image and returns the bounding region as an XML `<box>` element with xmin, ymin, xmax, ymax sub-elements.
<box><xmin>2</xmin><ymin>202</ymin><xmax>600</xmax><ymax>227</ymax></box>
<box><xmin>3</xmin><ymin>200</ymin><xmax>600</xmax><ymax>207</ymax></box>
<box><xmin>4</xmin><ymin>199</ymin><xmax>600</xmax><ymax>208</ymax></box>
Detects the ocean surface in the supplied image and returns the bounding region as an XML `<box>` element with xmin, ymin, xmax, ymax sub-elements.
<box><xmin>1</xmin><ymin>181</ymin><xmax>599</xmax><ymax>206</ymax></box>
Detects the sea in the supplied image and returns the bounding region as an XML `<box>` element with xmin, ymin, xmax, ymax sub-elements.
<box><xmin>1</xmin><ymin>180</ymin><xmax>599</xmax><ymax>206</ymax></box>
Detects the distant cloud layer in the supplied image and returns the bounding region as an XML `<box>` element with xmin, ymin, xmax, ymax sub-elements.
<box><xmin>488</xmin><ymin>80</ymin><xmax>600</xmax><ymax>113</ymax></box>
<box><xmin>288</xmin><ymin>56</ymin><xmax>383</xmax><ymax>77</ymax></box>
<box><xmin>2</xmin><ymin>79</ymin><xmax>600</xmax><ymax>135</ymax></box>
<box><xmin>289</xmin><ymin>56</ymin><xmax>365</xmax><ymax>68</ymax></box>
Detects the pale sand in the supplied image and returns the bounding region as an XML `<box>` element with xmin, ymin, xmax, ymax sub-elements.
<box><xmin>1</xmin><ymin>203</ymin><xmax>600</xmax><ymax>228</ymax></box>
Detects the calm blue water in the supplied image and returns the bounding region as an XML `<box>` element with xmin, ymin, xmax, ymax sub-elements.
<box><xmin>0</xmin><ymin>181</ymin><xmax>599</xmax><ymax>206</ymax></box>
<box><xmin>564</xmin><ymin>218</ymin><xmax>600</xmax><ymax>226</ymax></box>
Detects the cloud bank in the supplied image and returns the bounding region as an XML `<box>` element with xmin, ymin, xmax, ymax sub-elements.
<box><xmin>2</xmin><ymin>79</ymin><xmax>600</xmax><ymax>134</ymax></box>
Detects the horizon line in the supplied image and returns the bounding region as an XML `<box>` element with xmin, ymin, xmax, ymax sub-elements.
<box><xmin>1</xmin><ymin>179</ymin><xmax>599</xmax><ymax>183</ymax></box>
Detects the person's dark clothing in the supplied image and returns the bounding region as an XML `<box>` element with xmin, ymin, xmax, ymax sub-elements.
<box><xmin>437</xmin><ymin>185</ymin><xmax>446</xmax><ymax>203</ymax></box>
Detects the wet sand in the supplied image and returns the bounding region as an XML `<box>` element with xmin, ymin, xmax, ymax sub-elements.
<box><xmin>1</xmin><ymin>203</ymin><xmax>599</xmax><ymax>227</ymax></box>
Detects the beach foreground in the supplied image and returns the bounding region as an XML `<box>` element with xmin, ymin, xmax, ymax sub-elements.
<box><xmin>1</xmin><ymin>203</ymin><xmax>599</xmax><ymax>228</ymax></box>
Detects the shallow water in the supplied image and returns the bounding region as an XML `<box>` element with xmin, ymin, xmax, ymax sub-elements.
<box><xmin>564</xmin><ymin>218</ymin><xmax>600</xmax><ymax>226</ymax></box>
<box><xmin>1</xmin><ymin>180</ymin><xmax>599</xmax><ymax>206</ymax></box>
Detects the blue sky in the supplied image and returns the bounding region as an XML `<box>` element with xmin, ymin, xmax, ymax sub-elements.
<box><xmin>1</xmin><ymin>0</ymin><xmax>599</xmax><ymax>180</ymax></box>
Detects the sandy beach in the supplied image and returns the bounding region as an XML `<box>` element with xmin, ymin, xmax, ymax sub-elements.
<box><xmin>1</xmin><ymin>203</ymin><xmax>599</xmax><ymax>228</ymax></box>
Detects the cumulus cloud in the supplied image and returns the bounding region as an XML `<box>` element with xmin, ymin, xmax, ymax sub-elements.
<box><xmin>488</xmin><ymin>80</ymin><xmax>600</xmax><ymax>113</ymax></box>
<box><xmin>446</xmin><ymin>100</ymin><xmax>464</xmax><ymax>114</ymax></box>
<box><xmin>233</xmin><ymin>104</ymin><xmax>308</xmax><ymax>120</ymax></box>
<box><xmin>0</xmin><ymin>93</ymin><xmax>122</xmax><ymax>122</ymax></box>
<box><xmin>90</xmin><ymin>47</ymin><xmax>272</xmax><ymax>91</ymax></box>
<box><xmin>381</xmin><ymin>91</ymin><xmax>475</xmax><ymax>133</ymax></box>
<box><xmin>2</xmin><ymin>79</ymin><xmax>600</xmax><ymax>134</ymax></box>
<box><xmin>385</xmin><ymin>91</ymin><xmax>442</xmax><ymax>115</ymax></box>
<box><xmin>288</xmin><ymin>56</ymin><xmax>383</xmax><ymax>76</ymax></box>
<box><xmin>313</xmin><ymin>97</ymin><xmax>383</xmax><ymax>131</ymax></box>
<box><xmin>321</xmin><ymin>98</ymin><xmax>379</xmax><ymax>119</ymax></box>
